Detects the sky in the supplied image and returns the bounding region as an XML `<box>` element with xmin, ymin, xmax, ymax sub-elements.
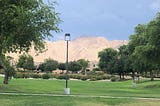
<box><xmin>46</xmin><ymin>0</ymin><xmax>160</xmax><ymax>41</ymax></box>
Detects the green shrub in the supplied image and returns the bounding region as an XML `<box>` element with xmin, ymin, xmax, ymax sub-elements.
<box><xmin>80</xmin><ymin>76</ymin><xmax>88</xmax><ymax>81</ymax></box>
<box><xmin>32</xmin><ymin>74</ymin><xmax>41</xmax><ymax>78</ymax></box>
<box><xmin>102</xmin><ymin>75</ymin><xmax>111</xmax><ymax>79</ymax></box>
<box><xmin>90</xmin><ymin>77</ymin><xmax>97</xmax><ymax>81</ymax></box>
<box><xmin>14</xmin><ymin>73</ymin><xmax>23</xmax><ymax>78</ymax></box>
<box><xmin>69</xmin><ymin>74</ymin><xmax>81</xmax><ymax>79</ymax></box>
<box><xmin>57</xmin><ymin>75</ymin><xmax>66</xmax><ymax>80</ymax></box>
<box><xmin>13</xmin><ymin>73</ymin><xmax>29</xmax><ymax>78</ymax></box>
<box><xmin>92</xmin><ymin>68</ymin><xmax>101</xmax><ymax>72</ymax></box>
<box><xmin>95</xmin><ymin>76</ymin><xmax>103</xmax><ymax>80</ymax></box>
<box><xmin>42</xmin><ymin>74</ymin><xmax>50</xmax><ymax>79</ymax></box>
<box><xmin>110</xmin><ymin>76</ymin><xmax>119</xmax><ymax>82</ymax></box>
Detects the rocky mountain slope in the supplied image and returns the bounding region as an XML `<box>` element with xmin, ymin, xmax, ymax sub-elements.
<box><xmin>7</xmin><ymin>36</ymin><xmax>128</xmax><ymax>63</ymax></box>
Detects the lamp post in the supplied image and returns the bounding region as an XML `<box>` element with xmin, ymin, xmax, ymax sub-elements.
<box><xmin>64</xmin><ymin>33</ymin><xmax>70</xmax><ymax>95</ymax></box>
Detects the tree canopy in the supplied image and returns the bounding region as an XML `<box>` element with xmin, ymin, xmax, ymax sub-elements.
<box><xmin>0</xmin><ymin>0</ymin><xmax>61</xmax><ymax>84</ymax></box>
<box><xmin>17</xmin><ymin>54</ymin><xmax>35</xmax><ymax>71</ymax></box>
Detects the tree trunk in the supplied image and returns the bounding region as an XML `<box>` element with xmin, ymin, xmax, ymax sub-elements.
<box><xmin>150</xmin><ymin>70</ymin><xmax>154</xmax><ymax>81</ymax></box>
<box><xmin>119</xmin><ymin>73</ymin><xmax>122</xmax><ymax>79</ymax></box>
<box><xmin>122</xmin><ymin>71</ymin><xmax>125</xmax><ymax>79</ymax></box>
<box><xmin>3</xmin><ymin>71</ymin><xmax>9</xmax><ymax>84</ymax></box>
<box><xmin>137</xmin><ymin>71</ymin><xmax>140</xmax><ymax>83</ymax></box>
<box><xmin>132</xmin><ymin>71</ymin><xmax>135</xmax><ymax>80</ymax></box>
<box><xmin>0</xmin><ymin>55</ymin><xmax>9</xmax><ymax>84</ymax></box>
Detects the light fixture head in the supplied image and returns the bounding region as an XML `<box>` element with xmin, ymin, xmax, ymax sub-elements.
<box><xmin>65</xmin><ymin>33</ymin><xmax>71</xmax><ymax>41</ymax></box>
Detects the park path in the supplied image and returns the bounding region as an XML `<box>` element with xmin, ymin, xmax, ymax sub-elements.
<box><xmin>0</xmin><ymin>92</ymin><xmax>160</xmax><ymax>101</ymax></box>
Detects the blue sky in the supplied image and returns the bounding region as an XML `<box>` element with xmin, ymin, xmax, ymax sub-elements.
<box><xmin>47</xmin><ymin>0</ymin><xmax>160</xmax><ymax>41</ymax></box>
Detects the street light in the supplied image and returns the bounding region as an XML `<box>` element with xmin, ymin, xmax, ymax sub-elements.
<box><xmin>64</xmin><ymin>33</ymin><xmax>71</xmax><ymax>95</ymax></box>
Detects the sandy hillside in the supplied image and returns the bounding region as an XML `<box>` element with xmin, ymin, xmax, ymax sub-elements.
<box><xmin>7</xmin><ymin>36</ymin><xmax>128</xmax><ymax>63</ymax></box>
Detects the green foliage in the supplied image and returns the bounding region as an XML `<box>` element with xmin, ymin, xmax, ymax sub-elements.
<box><xmin>92</xmin><ymin>68</ymin><xmax>101</xmax><ymax>71</ymax></box>
<box><xmin>38</xmin><ymin>59</ymin><xmax>58</xmax><ymax>72</ymax></box>
<box><xmin>31</xmin><ymin>74</ymin><xmax>41</xmax><ymax>78</ymax></box>
<box><xmin>0</xmin><ymin>0</ymin><xmax>60</xmax><ymax>84</ymax></box>
<box><xmin>14</xmin><ymin>73</ymin><xmax>29</xmax><ymax>78</ymax></box>
<box><xmin>42</xmin><ymin>74</ymin><xmax>50</xmax><ymax>79</ymax></box>
<box><xmin>37</xmin><ymin>63</ymin><xmax>45</xmax><ymax>72</ymax></box>
<box><xmin>110</xmin><ymin>76</ymin><xmax>120</xmax><ymax>82</ymax></box>
<box><xmin>58</xmin><ymin>63</ymin><xmax>66</xmax><ymax>70</ymax></box>
<box><xmin>98</xmin><ymin>48</ymin><xmax>118</xmax><ymax>72</ymax></box>
<box><xmin>17</xmin><ymin>54</ymin><xmax>35</xmax><ymax>70</ymax></box>
<box><xmin>68</xmin><ymin>61</ymin><xmax>82</xmax><ymax>72</ymax></box>
<box><xmin>56</xmin><ymin>74</ymin><xmax>66</xmax><ymax>80</ymax></box>
<box><xmin>0</xmin><ymin>0</ymin><xmax>61</xmax><ymax>54</ymax></box>
<box><xmin>44</xmin><ymin>59</ymin><xmax>58</xmax><ymax>72</ymax></box>
<box><xmin>77</xmin><ymin>59</ymin><xmax>89</xmax><ymax>72</ymax></box>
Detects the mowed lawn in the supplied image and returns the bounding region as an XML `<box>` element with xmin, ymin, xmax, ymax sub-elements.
<box><xmin>0</xmin><ymin>77</ymin><xmax>160</xmax><ymax>106</ymax></box>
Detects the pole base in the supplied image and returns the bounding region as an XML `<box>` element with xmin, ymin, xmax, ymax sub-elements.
<box><xmin>64</xmin><ymin>88</ymin><xmax>70</xmax><ymax>95</ymax></box>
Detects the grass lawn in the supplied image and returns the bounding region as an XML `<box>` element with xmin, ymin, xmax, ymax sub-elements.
<box><xmin>0</xmin><ymin>77</ymin><xmax>160</xmax><ymax>106</ymax></box>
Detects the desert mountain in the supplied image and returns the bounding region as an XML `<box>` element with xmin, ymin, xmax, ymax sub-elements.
<box><xmin>8</xmin><ymin>36</ymin><xmax>128</xmax><ymax>63</ymax></box>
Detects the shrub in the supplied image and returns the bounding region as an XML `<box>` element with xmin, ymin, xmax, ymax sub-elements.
<box><xmin>69</xmin><ymin>74</ymin><xmax>81</xmax><ymax>79</ymax></box>
<box><xmin>110</xmin><ymin>76</ymin><xmax>119</xmax><ymax>82</ymax></box>
<box><xmin>95</xmin><ymin>76</ymin><xmax>103</xmax><ymax>80</ymax></box>
<box><xmin>13</xmin><ymin>73</ymin><xmax>29</xmax><ymax>78</ymax></box>
<box><xmin>90</xmin><ymin>77</ymin><xmax>97</xmax><ymax>81</ymax></box>
<box><xmin>80</xmin><ymin>76</ymin><xmax>88</xmax><ymax>81</ymax></box>
<box><xmin>57</xmin><ymin>75</ymin><xmax>66</xmax><ymax>80</ymax></box>
<box><xmin>42</xmin><ymin>74</ymin><xmax>50</xmax><ymax>79</ymax></box>
<box><xmin>32</xmin><ymin>74</ymin><xmax>41</xmax><ymax>78</ymax></box>
<box><xmin>102</xmin><ymin>75</ymin><xmax>111</xmax><ymax>79</ymax></box>
<box><xmin>14</xmin><ymin>73</ymin><xmax>23</xmax><ymax>78</ymax></box>
<box><xmin>92</xmin><ymin>68</ymin><xmax>101</xmax><ymax>71</ymax></box>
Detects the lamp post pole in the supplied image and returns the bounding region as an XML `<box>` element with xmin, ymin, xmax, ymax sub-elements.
<box><xmin>66</xmin><ymin>39</ymin><xmax>69</xmax><ymax>88</ymax></box>
<box><xmin>64</xmin><ymin>33</ymin><xmax>70</xmax><ymax>95</ymax></box>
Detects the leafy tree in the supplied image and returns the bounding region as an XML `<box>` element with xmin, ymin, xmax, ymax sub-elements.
<box><xmin>58</xmin><ymin>63</ymin><xmax>66</xmax><ymax>70</ymax></box>
<box><xmin>77</xmin><ymin>59</ymin><xmax>89</xmax><ymax>75</ymax></box>
<box><xmin>17</xmin><ymin>54</ymin><xmax>35</xmax><ymax>71</ymax></box>
<box><xmin>68</xmin><ymin>61</ymin><xmax>82</xmax><ymax>73</ymax></box>
<box><xmin>1</xmin><ymin>56</ymin><xmax>15</xmax><ymax>84</ymax></box>
<box><xmin>128</xmin><ymin>14</ymin><xmax>160</xmax><ymax>81</ymax></box>
<box><xmin>0</xmin><ymin>0</ymin><xmax>60</xmax><ymax>84</ymax></box>
<box><xmin>43</xmin><ymin>59</ymin><xmax>58</xmax><ymax>72</ymax></box>
<box><xmin>98</xmin><ymin>48</ymin><xmax>118</xmax><ymax>73</ymax></box>
<box><xmin>37</xmin><ymin>63</ymin><xmax>46</xmax><ymax>72</ymax></box>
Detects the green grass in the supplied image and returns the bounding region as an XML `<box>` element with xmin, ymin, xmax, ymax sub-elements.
<box><xmin>0</xmin><ymin>77</ymin><xmax>160</xmax><ymax>106</ymax></box>
<box><xmin>1</xmin><ymin>95</ymin><xmax>160</xmax><ymax>106</ymax></box>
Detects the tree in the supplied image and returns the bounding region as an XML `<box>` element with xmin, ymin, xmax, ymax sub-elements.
<box><xmin>128</xmin><ymin>14</ymin><xmax>160</xmax><ymax>81</ymax></box>
<box><xmin>43</xmin><ymin>59</ymin><xmax>58</xmax><ymax>72</ymax></box>
<box><xmin>58</xmin><ymin>63</ymin><xmax>66</xmax><ymax>70</ymax></box>
<box><xmin>77</xmin><ymin>59</ymin><xmax>89</xmax><ymax>75</ymax></box>
<box><xmin>37</xmin><ymin>63</ymin><xmax>46</xmax><ymax>72</ymax></box>
<box><xmin>68</xmin><ymin>61</ymin><xmax>82</xmax><ymax>73</ymax></box>
<box><xmin>0</xmin><ymin>0</ymin><xmax>60</xmax><ymax>84</ymax></box>
<box><xmin>17</xmin><ymin>54</ymin><xmax>35</xmax><ymax>71</ymax></box>
<box><xmin>98</xmin><ymin>48</ymin><xmax>118</xmax><ymax>73</ymax></box>
<box><xmin>1</xmin><ymin>56</ymin><xmax>15</xmax><ymax>84</ymax></box>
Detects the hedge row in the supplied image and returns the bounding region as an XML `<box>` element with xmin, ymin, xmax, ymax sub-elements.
<box><xmin>13</xmin><ymin>72</ymin><xmax>119</xmax><ymax>81</ymax></box>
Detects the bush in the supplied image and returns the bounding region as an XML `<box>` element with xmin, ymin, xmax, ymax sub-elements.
<box><xmin>80</xmin><ymin>76</ymin><xmax>88</xmax><ymax>81</ymax></box>
<box><xmin>90</xmin><ymin>77</ymin><xmax>97</xmax><ymax>81</ymax></box>
<box><xmin>14</xmin><ymin>73</ymin><xmax>23</xmax><ymax>78</ymax></box>
<box><xmin>57</xmin><ymin>75</ymin><xmax>66</xmax><ymax>80</ymax></box>
<box><xmin>13</xmin><ymin>73</ymin><xmax>29</xmax><ymax>78</ymax></box>
<box><xmin>95</xmin><ymin>76</ymin><xmax>103</xmax><ymax>80</ymax></box>
<box><xmin>42</xmin><ymin>74</ymin><xmax>50</xmax><ymax>79</ymax></box>
<box><xmin>31</xmin><ymin>74</ymin><xmax>41</xmax><ymax>78</ymax></box>
<box><xmin>92</xmin><ymin>68</ymin><xmax>101</xmax><ymax>71</ymax></box>
<box><xmin>102</xmin><ymin>75</ymin><xmax>111</xmax><ymax>79</ymax></box>
<box><xmin>69</xmin><ymin>74</ymin><xmax>81</xmax><ymax>79</ymax></box>
<box><xmin>110</xmin><ymin>76</ymin><xmax>119</xmax><ymax>82</ymax></box>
